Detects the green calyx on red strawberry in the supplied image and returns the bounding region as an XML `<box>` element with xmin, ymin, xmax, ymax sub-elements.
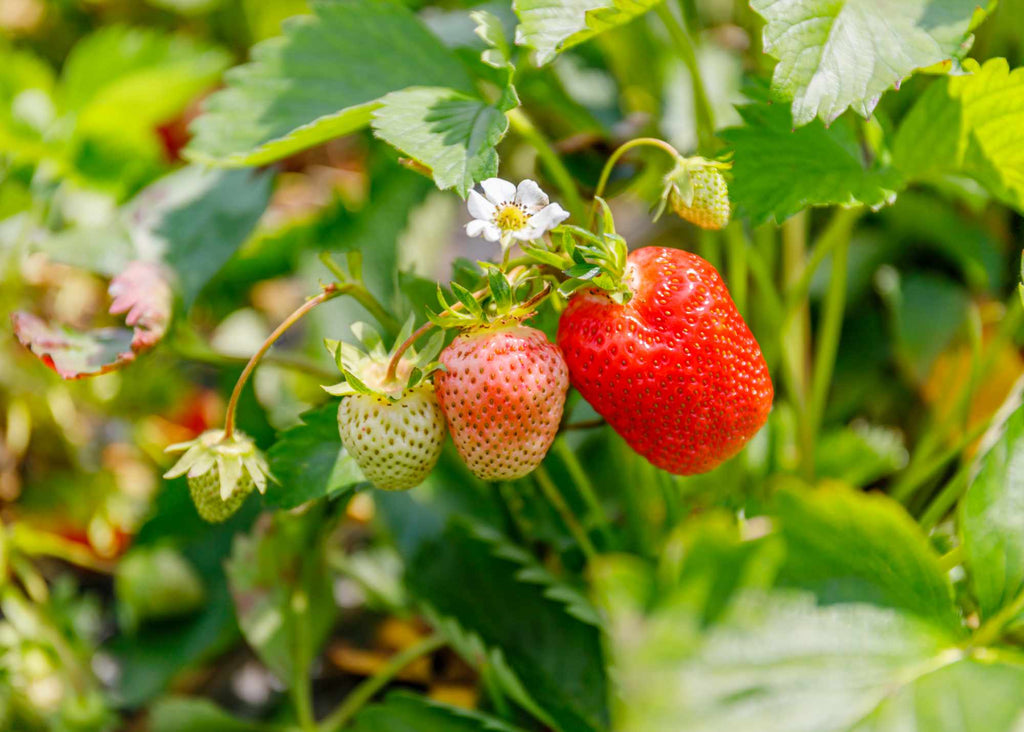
<box><xmin>324</xmin><ymin>318</ymin><xmax>447</xmax><ymax>492</ymax></box>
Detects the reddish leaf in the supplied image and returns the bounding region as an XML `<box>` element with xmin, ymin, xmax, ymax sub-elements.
<box><xmin>12</xmin><ymin>261</ymin><xmax>173</xmax><ymax>379</ymax></box>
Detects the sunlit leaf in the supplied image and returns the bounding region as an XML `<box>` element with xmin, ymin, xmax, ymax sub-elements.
<box><xmin>752</xmin><ymin>0</ymin><xmax>987</xmax><ymax>126</ymax></box>
<box><xmin>513</xmin><ymin>0</ymin><xmax>667</xmax><ymax>65</ymax></box>
<box><xmin>721</xmin><ymin>102</ymin><xmax>902</xmax><ymax>223</ymax></box>
<box><xmin>372</xmin><ymin>87</ymin><xmax>508</xmax><ymax>197</ymax></box>
<box><xmin>353</xmin><ymin>691</ymin><xmax>527</xmax><ymax>732</ymax></box>
<box><xmin>960</xmin><ymin>398</ymin><xmax>1024</xmax><ymax>620</ymax></box>
<box><xmin>894</xmin><ymin>58</ymin><xmax>1024</xmax><ymax>211</ymax></box>
<box><xmin>187</xmin><ymin>0</ymin><xmax>473</xmax><ymax>166</ymax></box>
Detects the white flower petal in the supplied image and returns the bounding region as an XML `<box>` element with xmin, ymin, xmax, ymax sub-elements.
<box><xmin>481</xmin><ymin>223</ymin><xmax>503</xmax><ymax>242</ymax></box>
<box><xmin>480</xmin><ymin>177</ymin><xmax>516</xmax><ymax>204</ymax></box>
<box><xmin>526</xmin><ymin>203</ymin><xmax>570</xmax><ymax>234</ymax></box>
<box><xmin>466</xmin><ymin>219</ymin><xmax>490</xmax><ymax>238</ymax></box>
<box><xmin>467</xmin><ymin>190</ymin><xmax>496</xmax><ymax>220</ymax></box>
<box><xmin>515</xmin><ymin>179</ymin><xmax>549</xmax><ymax>211</ymax></box>
<box><xmin>512</xmin><ymin>227</ymin><xmax>539</xmax><ymax>241</ymax></box>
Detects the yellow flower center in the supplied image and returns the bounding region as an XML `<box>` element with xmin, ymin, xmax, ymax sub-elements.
<box><xmin>494</xmin><ymin>203</ymin><xmax>528</xmax><ymax>231</ymax></box>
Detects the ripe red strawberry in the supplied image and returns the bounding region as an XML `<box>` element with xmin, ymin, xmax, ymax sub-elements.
<box><xmin>435</xmin><ymin>320</ymin><xmax>569</xmax><ymax>480</ymax></box>
<box><xmin>557</xmin><ymin>246</ymin><xmax>772</xmax><ymax>475</ymax></box>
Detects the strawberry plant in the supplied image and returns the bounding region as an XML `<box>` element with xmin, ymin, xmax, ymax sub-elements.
<box><xmin>2</xmin><ymin>0</ymin><xmax>1024</xmax><ymax>730</ymax></box>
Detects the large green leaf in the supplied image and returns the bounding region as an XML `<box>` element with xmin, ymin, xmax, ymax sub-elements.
<box><xmin>894</xmin><ymin>58</ymin><xmax>1024</xmax><ymax>211</ymax></box>
<box><xmin>265</xmin><ymin>401</ymin><xmax>366</xmax><ymax>509</ymax></box>
<box><xmin>224</xmin><ymin>506</ymin><xmax>336</xmax><ymax>684</ymax></box>
<box><xmin>187</xmin><ymin>0</ymin><xmax>473</xmax><ymax>166</ymax></box>
<box><xmin>852</xmin><ymin>659</ymin><xmax>1024</xmax><ymax>732</ymax></box>
<box><xmin>600</xmin><ymin>583</ymin><xmax>958</xmax><ymax>732</ymax></box>
<box><xmin>773</xmin><ymin>486</ymin><xmax>960</xmax><ymax>632</ymax></box>
<box><xmin>960</xmin><ymin>399</ymin><xmax>1024</xmax><ymax>620</ymax></box>
<box><xmin>371</xmin><ymin>87</ymin><xmax>508</xmax><ymax>197</ymax></box>
<box><xmin>353</xmin><ymin>691</ymin><xmax>527</xmax><ymax>732</ymax></box>
<box><xmin>513</xmin><ymin>0</ymin><xmax>666</xmax><ymax>65</ymax></box>
<box><xmin>721</xmin><ymin>102</ymin><xmax>902</xmax><ymax>224</ymax></box>
<box><xmin>751</xmin><ymin>0</ymin><xmax>986</xmax><ymax>126</ymax></box>
<box><xmin>406</xmin><ymin>520</ymin><xmax>608</xmax><ymax>732</ymax></box>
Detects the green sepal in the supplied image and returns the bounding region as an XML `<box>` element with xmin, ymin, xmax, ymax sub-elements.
<box><xmin>485</xmin><ymin>265</ymin><xmax>513</xmax><ymax>312</ymax></box>
<box><xmin>451</xmin><ymin>282</ymin><xmax>485</xmax><ymax>319</ymax></box>
<box><xmin>522</xmin><ymin>244</ymin><xmax>570</xmax><ymax>268</ymax></box>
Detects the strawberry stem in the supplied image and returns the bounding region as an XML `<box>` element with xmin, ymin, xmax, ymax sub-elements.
<box><xmin>534</xmin><ymin>464</ymin><xmax>598</xmax><ymax>563</ymax></box>
<box><xmin>223</xmin><ymin>284</ymin><xmax>343</xmax><ymax>440</ymax></box>
<box><xmin>591</xmin><ymin>137</ymin><xmax>681</xmax><ymax>227</ymax></box>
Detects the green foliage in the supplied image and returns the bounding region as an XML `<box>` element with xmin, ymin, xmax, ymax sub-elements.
<box><xmin>406</xmin><ymin>520</ymin><xmax>608</xmax><ymax>732</ymax></box>
<box><xmin>895</xmin><ymin>58</ymin><xmax>1024</xmax><ymax>211</ymax></box>
<box><xmin>960</xmin><ymin>399</ymin><xmax>1024</xmax><ymax>620</ymax></box>
<box><xmin>353</xmin><ymin>692</ymin><xmax>526</xmax><ymax>732</ymax></box>
<box><xmin>372</xmin><ymin>87</ymin><xmax>509</xmax><ymax>197</ymax></box>
<box><xmin>513</xmin><ymin>0</ymin><xmax>668</xmax><ymax>65</ymax></box>
<box><xmin>774</xmin><ymin>485</ymin><xmax>960</xmax><ymax>631</ymax></box>
<box><xmin>722</xmin><ymin>103</ymin><xmax>902</xmax><ymax>223</ymax></box>
<box><xmin>266</xmin><ymin>401</ymin><xmax>366</xmax><ymax>509</ymax></box>
<box><xmin>150</xmin><ymin>697</ymin><xmax>274</xmax><ymax>732</ymax></box>
<box><xmin>187</xmin><ymin>0</ymin><xmax>474</xmax><ymax>166</ymax></box>
<box><xmin>752</xmin><ymin>0</ymin><xmax>986</xmax><ymax>126</ymax></box>
<box><xmin>225</xmin><ymin>507</ymin><xmax>337</xmax><ymax>685</ymax></box>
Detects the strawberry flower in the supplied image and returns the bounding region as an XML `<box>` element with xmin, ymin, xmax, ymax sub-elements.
<box><xmin>466</xmin><ymin>178</ymin><xmax>569</xmax><ymax>248</ymax></box>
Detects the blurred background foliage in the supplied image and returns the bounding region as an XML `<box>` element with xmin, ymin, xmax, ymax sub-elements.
<box><xmin>0</xmin><ymin>0</ymin><xmax>1023</xmax><ymax>730</ymax></box>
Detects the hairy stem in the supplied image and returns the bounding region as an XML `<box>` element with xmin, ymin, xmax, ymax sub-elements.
<box><xmin>591</xmin><ymin>137</ymin><xmax>681</xmax><ymax>225</ymax></box>
<box><xmin>223</xmin><ymin>284</ymin><xmax>343</xmax><ymax>439</ymax></box>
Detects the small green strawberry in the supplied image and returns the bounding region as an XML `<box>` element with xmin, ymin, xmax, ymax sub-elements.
<box><xmin>659</xmin><ymin>157</ymin><xmax>731</xmax><ymax>230</ymax></box>
<box><xmin>164</xmin><ymin>429</ymin><xmax>271</xmax><ymax>523</ymax></box>
<box><xmin>324</xmin><ymin>319</ymin><xmax>446</xmax><ymax>491</ymax></box>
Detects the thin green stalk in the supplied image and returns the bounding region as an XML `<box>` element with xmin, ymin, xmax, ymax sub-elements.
<box><xmin>291</xmin><ymin>589</ymin><xmax>316</xmax><ymax>732</ymax></box>
<box><xmin>590</xmin><ymin>136</ymin><xmax>680</xmax><ymax>225</ymax></box>
<box><xmin>319</xmin><ymin>253</ymin><xmax>401</xmax><ymax>337</ymax></box>
<box><xmin>725</xmin><ymin>223</ymin><xmax>748</xmax><ymax>315</ymax></box>
<box><xmin>780</xmin><ymin>212</ymin><xmax>813</xmax><ymax>477</ymax></box>
<box><xmin>507</xmin><ymin>107</ymin><xmax>586</xmax><ymax>222</ymax></box>
<box><xmin>782</xmin><ymin>207</ymin><xmax>863</xmax><ymax>316</ymax></box>
<box><xmin>553</xmin><ymin>438</ymin><xmax>615</xmax><ymax>549</ymax></box>
<box><xmin>891</xmin><ymin>417</ymin><xmax>990</xmax><ymax>504</ymax></box>
<box><xmin>972</xmin><ymin>588</ymin><xmax>1024</xmax><ymax>648</ymax></box>
<box><xmin>653</xmin><ymin>2</ymin><xmax>715</xmax><ymax>155</ymax></box>
<box><xmin>807</xmin><ymin>214</ymin><xmax>855</xmax><ymax>449</ymax></box>
<box><xmin>919</xmin><ymin>464</ymin><xmax>970</xmax><ymax>530</ymax></box>
<box><xmin>223</xmin><ymin>284</ymin><xmax>344</xmax><ymax>439</ymax></box>
<box><xmin>319</xmin><ymin>634</ymin><xmax>445</xmax><ymax>732</ymax></box>
<box><xmin>937</xmin><ymin>545</ymin><xmax>964</xmax><ymax>573</ymax></box>
<box><xmin>534</xmin><ymin>465</ymin><xmax>599</xmax><ymax>562</ymax></box>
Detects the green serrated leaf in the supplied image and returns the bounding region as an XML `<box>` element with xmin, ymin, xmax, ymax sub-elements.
<box><xmin>407</xmin><ymin>520</ymin><xmax>609</xmax><ymax>732</ymax></box>
<box><xmin>266</xmin><ymin>402</ymin><xmax>365</xmax><ymax>509</ymax></box>
<box><xmin>353</xmin><ymin>691</ymin><xmax>527</xmax><ymax>732</ymax></box>
<box><xmin>472</xmin><ymin>10</ymin><xmax>513</xmax><ymax>70</ymax></box>
<box><xmin>752</xmin><ymin>0</ymin><xmax>988</xmax><ymax>126</ymax></box>
<box><xmin>372</xmin><ymin>87</ymin><xmax>508</xmax><ymax>198</ymax></box>
<box><xmin>187</xmin><ymin>0</ymin><xmax>474</xmax><ymax>165</ymax></box>
<box><xmin>961</xmin><ymin>396</ymin><xmax>1024</xmax><ymax>620</ymax></box>
<box><xmin>773</xmin><ymin>485</ymin><xmax>961</xmax><ymax>633</ymax></box>
<box><xmin>721</xmin><ymin>103</ymin><xmax>903</xmax><ymax>224</ymax></box>
<box><xmin>513</xmin><ymin>0</ymin><xmax>667</xmax><ymax>65</ymax></box>
<box><xmin>894</xmin><ymin>58</ymin><xmax>1024</xmax><ymax>212</ymax></box>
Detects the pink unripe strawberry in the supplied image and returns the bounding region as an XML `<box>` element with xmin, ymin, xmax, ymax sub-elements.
<box><xmin>435</xmin><ymin>320</ymin><xmax>569</xmax><ymax>481</ymax></box>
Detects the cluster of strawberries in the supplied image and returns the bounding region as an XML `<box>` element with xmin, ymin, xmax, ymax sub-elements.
<box><xmin>336</xmin><ymin>244</ymin><xmax>772</xmax><ymax>491</ymax></box>
<box><xmin>166</xmin><ymin>163</ymin><xmax>774</xmax><ymax>521</ymax></box>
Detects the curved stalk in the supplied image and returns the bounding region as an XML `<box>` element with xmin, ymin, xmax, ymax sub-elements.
<box><xmin>591</xmin><ymin>137</ymin><xmax>681</xmax><ymax>225</ymax></box>
<box><xmin>223</xmin><ymin>284</ymin><xmax>343</xmax><ymax>439</ymax></box>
